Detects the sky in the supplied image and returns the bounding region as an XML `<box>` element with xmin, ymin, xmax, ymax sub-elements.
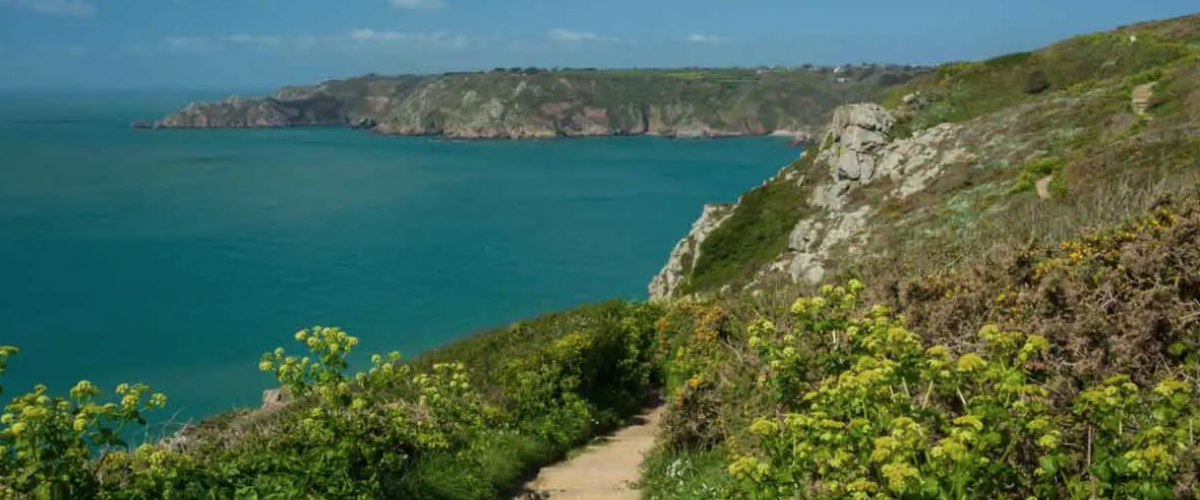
<box><xmin>0</xmin><ymin>0</ymin><xmax>1196</xmax><ymax>89</ymax></box>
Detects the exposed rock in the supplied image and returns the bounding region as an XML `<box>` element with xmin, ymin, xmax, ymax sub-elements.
<box><xmin>651</xmin><ymin>101</ymin><xmax>976</xmax><ymax>295</ymax></box>
<box><xmin>811</xmin><ymin>103</ymin><xmax>896</xmax><ymax>210</ymax></box>
<box><xmin>151</xmin><ymin>69</ymin><xmax>925</xmax><ymax>140</ymax></box>
<box><xmin>772</xmin><ymin>106</ymin><xmax>967</xmax><ymax>285</ymax></box>
<box><xmin>261</xmin><ymin>386</ymin><xmax>292</xmax><ymax>410</ymax></box>
<box><xmin>770</xmin><ymin>128</ymin><xmax>823</xmax><ymax>146</ymax></box>
<box><xmin>648</xmin><ymin>204</ymin><xmax>734</xmax><ymax>300</ymax></box>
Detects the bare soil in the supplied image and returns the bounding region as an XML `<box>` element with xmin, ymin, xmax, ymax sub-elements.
<box><xmin>513</xmin><ymin>406</ymin><xmax>664</xmax><ymax>500</ymax></box>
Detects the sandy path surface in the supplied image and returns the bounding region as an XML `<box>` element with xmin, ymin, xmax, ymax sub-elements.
<box><xmin>1132</xmin><ymin>82</ymin><xmax>1157</xmax><ymax>117</ymax></box>
<box><xmin>514</xmin><ymin>406</ymin><xmax>664</xmax><ymax>500</ymax></box>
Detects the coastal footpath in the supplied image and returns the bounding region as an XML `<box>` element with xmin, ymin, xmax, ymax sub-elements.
<box><xmin>151</xmin><ymin>67</ymin><xmax>927</xmax><ymax>140</ymax></box>
<box><xmin>7</xmin><ymin>12</ymin><xmax>1200</xmax><ymax>500</ymax></box>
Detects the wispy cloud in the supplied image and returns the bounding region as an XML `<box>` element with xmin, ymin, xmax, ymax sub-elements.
<box><xmin>546</xmin><ymin>29</ymin><xmax>618</xmax><ymax>43</ymax></box>
<box><xmin>684</xmin><ymin>33</ymin><xmax>727</xmax><ymax>43</ymax></box>
<box><xmin>349</xmin><ymin>29</ymin><xmax>470</xmax><ymax>49</ymax></box>
<box><xmin>164</xmin><ymin>36</ymin><xmax>211</xmax><ymax>50</ymax></box>
<box><xmin>221</xmin><ymin>34</ymin><xmax>281</xmax><ymax>45</ymax></box>
<box><xmin>389</xmin><ymin>0</ymin><xmax>443</xmax><ymax>10</ymax></box>
<box><xmin>0</xmin><ymin>0</ymin><xmax>95</xmax><ymax>17</ymax></box>
<box><xmin>162</xmin><ymin>30</ymin><xmax>472</xmax><ymax>54</ymax></box>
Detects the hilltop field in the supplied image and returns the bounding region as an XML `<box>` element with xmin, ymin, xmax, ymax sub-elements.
<box><xmin>4</xmin><ymin>12</ymin><xmax>1200</xmax><ymax>500</ymax></box>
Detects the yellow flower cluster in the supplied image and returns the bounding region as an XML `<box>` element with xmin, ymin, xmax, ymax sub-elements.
<box><xmin>1032</xmin><ymin>206</ymin><xmax>1178</xmax><ymax>280</ymax></box>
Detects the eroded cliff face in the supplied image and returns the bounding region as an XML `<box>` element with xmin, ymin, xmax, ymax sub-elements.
<box><xmin>763</xmin><ymin>104</ymin><xmax>971</xmax><ymax>287</ymax></box>
<box><xmin>648</xmin><ymin>102</ymin><xmax>976</xmax><ymax>300</ymax></box>
<box><xmin>153</xmin><ymin>69</ymin><xmax>922</xmax><ymax>139</ymax></box>
<box><xmin>648</xmin><ymin>204</ymin><xmax>735</xmax><ymax>300</ymax></box>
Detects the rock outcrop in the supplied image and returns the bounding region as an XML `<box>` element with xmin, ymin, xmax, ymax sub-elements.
<box><xmin>651</xmin><ymin>101</ymin><xmax>977</xmax><ymax>297</ymax></box>
<box><xmin>649</xmin><ymin>204</ymin><xmax>734</xmax><ymax>300</ymax></box>
<box><xmin>151</xmin><ymin>68</ymin><xmax>926</xmax><ymax>139</ymax></box>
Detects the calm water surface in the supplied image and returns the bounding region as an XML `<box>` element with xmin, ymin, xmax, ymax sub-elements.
<box><xmin>0</xmin><ymin>90</ymin><xmax>799</xmax><ymax>424</ymax></box>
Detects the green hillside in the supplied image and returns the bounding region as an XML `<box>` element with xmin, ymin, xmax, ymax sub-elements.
<box><xmin>154</xmin><ymin>66</ymin><xmax>925</xmax><ymax>140</ymax></box>
<box><xmin>5</xmin><ymin>11</ymin><xmax>1200</xmax><ymax>500</ymax></box>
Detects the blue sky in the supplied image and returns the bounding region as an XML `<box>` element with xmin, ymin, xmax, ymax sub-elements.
<box><xmin>0</xmin><ymin>0</ymin><xmax>1195</xmax><ymax>89</ymax></box>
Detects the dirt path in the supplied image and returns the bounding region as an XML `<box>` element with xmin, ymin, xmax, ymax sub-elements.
<box><xmin>1132</xmin><ymin>82</ymin><xmax>1157</xmax><ymax>117</ymax></box>
<box><xmin>514</xmin><ymin>406</ymin><xmax>664</xmax><ymax>500</ymax></box>
<box><xmin>1036</xmin><ymin>175</ymin><xmax>1054</xmax><ymax>200</ymax></box>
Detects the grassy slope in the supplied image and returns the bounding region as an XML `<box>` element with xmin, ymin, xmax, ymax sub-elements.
<box><xmin>235</xmin><ymin>67</ymin><xmax>923</xmax><ymax>133</ymax></box>
<box><xmin>637</xmin><ymin>13</ymin><xmax>1200</xmax><ymax>500</ymax></box>
<box><xmin>677</xmin><ymin>13</ymin><xmax>1200</xmax><ymax>297</ymax></box>
<box><xmin>7</xmin><ymin>13</ymin><xmax>1200</xmax><ymax>500</ymax></box>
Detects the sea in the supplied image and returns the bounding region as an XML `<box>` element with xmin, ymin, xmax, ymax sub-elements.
<box><xmin>0</xmin><ymin>90</ymin><xmax>799</xmax><ymax>428</ymax></box>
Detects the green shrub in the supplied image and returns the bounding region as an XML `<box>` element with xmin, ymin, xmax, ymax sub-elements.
<box><xmin>723</xmin><ymin>282</ymin><xmax>1198</xmax><ymax>499</ymax></box>
<box><xmin>0</xmin><ymin>301</ymin><xmax>666</xmax><ymax>499</ymax></box>
<box><xmin>1010</xmin><ymin>156</ymin><xmax>1066</xmax><ymax>195</ymax></box>
<box><xmin>684</xmin><ymin>156</ymin><xmax>815</xmax><ymax>295</ymax></box>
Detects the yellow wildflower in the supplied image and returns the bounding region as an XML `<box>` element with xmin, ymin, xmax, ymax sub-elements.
<box><xmin>881</xmin><ymin>463</ymin><xmax>919</xmax><ymax>492</ymax></box>
<box><xmin>956</xmin><ymin>353</ymin><xmax>987</xmax><ymax>372</ymax></box>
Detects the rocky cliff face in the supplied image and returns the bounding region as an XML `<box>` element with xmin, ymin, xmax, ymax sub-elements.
<box><xmin>648</xmin><ymin>13</ymin><xmax>1200</xmax><ymax>300</ymax></box>
<box><xmin>648</xmin><ymin>101</ymin><xmax>978</xmax><ymax>300</ymax></box>
<box><xmin>648</xmin><ymin>204</ymin><xmax>734</xmax><ymax>300</ymax></box>
<box><xmin>153</xmin><ymin>69</ymin><xmax>925</xmax><ymax>139</ymax></box>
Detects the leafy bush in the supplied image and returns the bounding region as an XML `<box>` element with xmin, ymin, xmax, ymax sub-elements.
<box><xmin>719</xmin><ymin>283</ymin><xmax>1199</xmax><ymax>499</ymax></box>
<box><xmin>684</xmin><ymin>154</ymin><xmax>816</xmax><ymax>295</ymax></box>
<box><xmin>0</xmin><ymin>301</ymin><xmax>664</xmax><ymax>499</ymax></box>
<box><xmin>0</xmin><ymin>346</ymin><xmax>170</xmax><ymax>500</ymax></box>
<box><xmin>1010</xmin><ymin>156</ymin><xmax>1066</xmax><ymax>195</ymax></box>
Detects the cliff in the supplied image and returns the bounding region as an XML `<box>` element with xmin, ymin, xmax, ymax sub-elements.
<box><xmin>650</xmin><ymin>12</ymin><xmax>1200</xmax><ymax>299</ymax></box>
<box><xmin>153</xmin><ymin>67</ymin><xmax>928</xmax><ymax>139</ymax></box>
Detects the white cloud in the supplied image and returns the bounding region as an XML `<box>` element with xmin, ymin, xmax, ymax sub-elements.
<box><xmin>684</xmin><ymin>33</ymin><xmax>726</xmax><ymax>43</ymax></box>
<box><xmin>158</xmin><ymin>29</ymin><xmax>471</xmax><ymax>55</ymax></box>
<box><xmin>389</xmin><ymin>0</ymin><xmax>443</xmax><ymax>10</ymax></box>
<box><xmin>546</xmin><ymin>29</ymin><xmax>618</xmax><ymax>43</ymax></box>
<box><xmin>350</xmin><ymin>28</ymin><xmax>385</xmax><ymax>41</ymax></box>
<box><xmin>349</xmin><ymin>29</ymin><xmax>470</xmax><ymax>49</ymax></box>
<box><xmin>0</xmin><ymin>0</ymin><xmax>95</xmax><ymax>17</ymax></box>
<box><xmin>221</xmin><ymin>34</ymin><xmax>280</xmax><ymax>45</ymax></box>
<box><xmin>294</xmin><ymin>36</ymin><xmax>321</xmax><ymax>49</ymax></box>
<box><xmin>164</xmin><ymin>36</ymin><xmax>210</xmax><ymax>50</ymax></box>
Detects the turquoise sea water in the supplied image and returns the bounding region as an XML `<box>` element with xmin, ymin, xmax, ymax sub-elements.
<box><xmin>0</xmin><ymin>90</ymin><xmax>799</xmax><ymax>426</ymax></box>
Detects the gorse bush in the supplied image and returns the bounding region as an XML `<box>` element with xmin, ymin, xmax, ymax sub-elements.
<box><xmin>0</xmin><ymin>301</ymin><xmax>663</xmax><ymax>499</ymax></box>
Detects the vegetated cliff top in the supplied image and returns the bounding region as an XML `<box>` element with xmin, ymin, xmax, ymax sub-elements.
<box><xmin>650</xmin><ymin>11</ymin><xmax>1200</xmax><ymax>300</ymax></box>
<box><xmin>152</xmin><ymin>65</ymin><xmax>931</xmax><ymax>139</ymax></box>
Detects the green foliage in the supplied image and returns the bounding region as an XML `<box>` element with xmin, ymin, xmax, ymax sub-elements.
<box><xmin>889</xmin><ymin>29</ymin><xmax>1193</xmax><ymax>130</ymax></box>
<box><xmin>1010</xmin><ymin>156</ymin><xmax>1066</xmax><ymax>195</ymax></box>
<box><xmin>0</xmin><ymin>360</ymin><xmax>168</xmax><ymax>500</ymax></box>
<box><xmin>641</xmin><ymin>448</ymin><xmax>735</xmax><ymax>500</ymax></box>
<box><xmin>0</xmin><ymin>301</ymin><xmax>664</xmax><ymax>499</ymax></box>
<box><xmin>643</xmin><ymin>282</ymin><xmax>1200</xmax><ymax>499</ymax></box>
<box><xmin>684</xmin><ymin>156</ymin><xmax>814</xmax><ymax>295</ymax></box>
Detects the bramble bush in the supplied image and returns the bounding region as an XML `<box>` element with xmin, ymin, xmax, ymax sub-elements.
<box><xmin>722</xmin><ymin>282</ymin><xmax>1199</xmax><ymax>499</ymax></box>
